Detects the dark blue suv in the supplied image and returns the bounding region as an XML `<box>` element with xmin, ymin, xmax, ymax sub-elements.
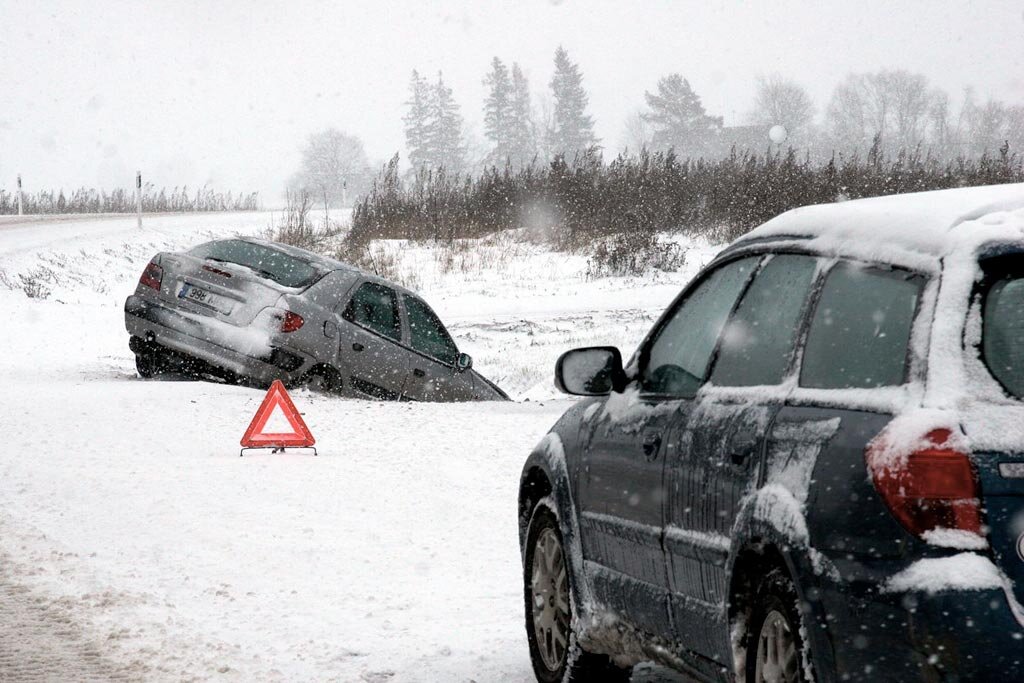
<box><xmin>518</xmin><ymin>184</ymin><xmax>1024</xmax><ymax>682</ymax></box>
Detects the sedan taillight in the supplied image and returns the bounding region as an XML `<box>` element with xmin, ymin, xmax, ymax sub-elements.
<box><xmin>280</xmin><ymin>311</ymin><xmax>305</xmax><ymax>333</ymax></box>
<box><xmin>139</xmin><ymin>261</ymin><xmax>163</xmax><ymax>291</ymax></box>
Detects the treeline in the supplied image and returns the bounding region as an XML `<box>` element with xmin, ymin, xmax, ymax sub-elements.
<box><xmin>350</xmin><ymin>143</ymin><xmax>1024</xmax><ymax>249</ymax></box>
<box><xmin>0</xmin><ymin>186</ymin><xmax>260</xmax><ymax>215</ymax></box>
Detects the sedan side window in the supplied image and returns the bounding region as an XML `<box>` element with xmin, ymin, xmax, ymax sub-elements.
<box><xmin>343</xmin><ymin>282</ymin><xmax>402</xmax><ymax>341</ymax></box>
<box><xmin>404</xmin><ymin>295</ymin><xmax>459</xmax><ymax>365</ymax></box>
<box><xmin>800</xmin><ymin>262</ymin><xmax>923</xmax><ymax>389</ymax></box>
<box><xmin>710</xmin><ymin>254</ymin><xmax>818</xmax><ymax>387</ymax></box>
<box><xmin>641</xmin><ymin>257</ymin><xmax>758</xmax><ymax>396</ymax></box>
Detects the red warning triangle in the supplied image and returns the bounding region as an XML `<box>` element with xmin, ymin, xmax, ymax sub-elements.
<box><xmin>241</xmin><ymin>380</ymin><xmax>316</xmax><ymax>448</ymax></box>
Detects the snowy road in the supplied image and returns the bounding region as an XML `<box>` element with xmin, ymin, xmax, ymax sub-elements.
<box><xmin>0</xmin><ymin>212</ymin><xmax>709</xmax><ymax>681</ymax></box>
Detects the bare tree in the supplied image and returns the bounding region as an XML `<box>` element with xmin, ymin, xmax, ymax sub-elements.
<box><xmin>289</xmin><ymin>129</ymin><xmax>371</xmax><ymax>212</ymax></box>
<box><xmin>620</xmin><ymin>110</ymin><xmax>654</xmax><ymax>152</ymax></box>
<box><xmin>747</xmin><ymin>75</ymin><xmax>815</xmax><ymax>139</ymax></box>
<box><xmin>534</xmin><ymin>92</ymin><xmax>558</xmax><ymax>163</ymax></box>
<box><xmin>825</xmin><ymin>70</ymin><xmax>941</xmax><ymax>154</ymax></box>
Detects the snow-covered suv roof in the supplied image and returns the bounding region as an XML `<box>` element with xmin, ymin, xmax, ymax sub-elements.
<box><xmin>734</xmin><ymin>183</ymin><xmax>1024</xmax><ymax>267</ymax></box>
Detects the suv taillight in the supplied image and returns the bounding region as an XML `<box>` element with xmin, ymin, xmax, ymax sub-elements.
<box><xmin>867</xmin><ymin>427</ymin><xmax>982</xmax><ymax>537</ymax></box>
<box><xmin>140</xmin><ymin>261</ymin><xmax>163</xmax><ymax>291</ymax></box>
<box><xmin>280</xmin><ymin>311</ymin><xmax>304</xmax><ymax>333</ymax></box>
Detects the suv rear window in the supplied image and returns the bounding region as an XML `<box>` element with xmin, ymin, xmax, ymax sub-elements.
<box><xmin>190</xmin><ymin>239</ymin><xmax>321</xmax><ymax>288</ymax></box>
<box><xmin>800</xmin><ymin>262</ymin><xmax>923</xmax><ymax>389</ymax></box>
<box><xmin>983</xmin><ymin>277</ymin><xmax>1024</xmax><ymax>398</ymax></box>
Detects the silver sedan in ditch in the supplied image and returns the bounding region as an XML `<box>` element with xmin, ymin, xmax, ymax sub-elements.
<box><xmin>123</xmin><ymin>237</ymin><xmax>507</xmax><ymax>401</ymax></box>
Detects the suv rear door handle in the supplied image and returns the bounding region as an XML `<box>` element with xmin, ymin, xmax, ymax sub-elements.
<box><xmin>413</xmin><ymin>368</ymin><xmax>426</xmax><ymax>377</ymax></box>
<box><xmin>352</xmin><ymin>342</ymin><xmax>364</xmax><ymax>352</ymax></box>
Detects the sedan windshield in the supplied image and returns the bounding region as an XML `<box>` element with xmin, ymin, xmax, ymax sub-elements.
<box><xmin>190</xmin><ymin>239</ymin><xmax>321</xmax><ymax>288</ymax></box>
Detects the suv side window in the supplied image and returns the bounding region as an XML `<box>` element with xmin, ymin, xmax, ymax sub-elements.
<box><xmin>710</xmin><ymin>254</ymin><xmax>818</xmax><ymax>387</ymax></box>
<box><xmin>404</xmin><ymin>295</ymin><xmax>459</xmax><ymax>365</ymax></box>
<box><xmin>343</xmin><ymin>282</ymin><xmax>402</xmax><ymax>341</ymax></box>
<box><xmin>641</xmin><ymin>256</ymin><xmax>758</xmax><ymax>396</ymax></box>
<box><xmin>800</xmin><ymin>262</ymin><xmax>924</xmax><ymax>389</ymax></box>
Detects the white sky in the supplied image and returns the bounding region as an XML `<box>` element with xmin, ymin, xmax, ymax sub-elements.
<box><xmin>1</xmin><ymin>0</ymin><xmax>1022</xmax><ymax>201</ymax></box>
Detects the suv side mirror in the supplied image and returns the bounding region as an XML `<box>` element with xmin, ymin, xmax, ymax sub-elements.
<box><xmin>555</xmin><ymin>346</ymin><xmax>626</xmax><ymax>396</ymax></box>
<box><xmin>456</xmin><ymin>352</ymin><xmax>473</xmax><ymax>372</ymax></box>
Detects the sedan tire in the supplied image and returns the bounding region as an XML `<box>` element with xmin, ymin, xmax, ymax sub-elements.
<box><xmin>135</xmin><ymin>350</ymin><xmax>168</xmax><ymax>379</ymax></box>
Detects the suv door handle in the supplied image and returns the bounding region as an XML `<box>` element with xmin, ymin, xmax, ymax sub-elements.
<box><xmin>352</xmin><ymin>342</ymin><xmax>364</xmax><ymax>352</ymax></box>
<box><xmin>642</xmin><ymin>433</ymin><xmax>662</xmax><ymax>460</ymax></box>
<box><xmin>413</xmin><ymin>368</ymin><xmax>426</xmax><ymax>377</ymax></box>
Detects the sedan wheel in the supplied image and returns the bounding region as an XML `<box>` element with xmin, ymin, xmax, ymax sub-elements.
<box><xmin>754</xmin><ymin>609</ymin><xmax>799</xmax><ymax>683</ymax></box>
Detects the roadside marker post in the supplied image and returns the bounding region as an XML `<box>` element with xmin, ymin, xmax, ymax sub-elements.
<box><xmin>136</xmin><ymin>171</ymin><xmax>142</xmax><ymax>229</ymax></box>
<box><xmin>240</xmin><ymin>380</ymin><xmax>317</xmax><ymax>456</ymax></box>
<box><xmin>16</xmin><ymin>174</ymin><xmax>23</xmax><ymax>216</ymax></box>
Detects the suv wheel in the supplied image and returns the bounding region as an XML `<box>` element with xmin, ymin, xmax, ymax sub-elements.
<box><xmin>745</xmin><ymin>569</ymin><xmax>810</xmax><ymax>683</ymax></box>
<box><xmin>524</xmin><ymin>506</ymin><xmax>630</xmax><ymax>683</ymax></box>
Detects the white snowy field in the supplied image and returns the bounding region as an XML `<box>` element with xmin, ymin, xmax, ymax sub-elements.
<box><xmin>0</xmin><ymin>211</ymin><xmax>718</xmax><ymax>681</ymax></box>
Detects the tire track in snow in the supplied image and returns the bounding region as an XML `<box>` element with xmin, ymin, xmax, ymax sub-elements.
<box><xmin>0</xmin><ymin>553</ymin><xmax>127</xmax><ymax>682</ymax></box>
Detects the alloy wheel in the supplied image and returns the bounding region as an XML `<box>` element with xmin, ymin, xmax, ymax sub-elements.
<box><xmin>530</xmin><ymin>527</ymin><xmax>571</xmax><ymax>671</ymax></box>
<box><xmin>754</xmin><ymin>609</ymin><xmax>799</xmax><ymax>683</ymax></box>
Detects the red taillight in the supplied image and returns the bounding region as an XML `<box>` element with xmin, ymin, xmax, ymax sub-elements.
<box><xmin>867</xmin><ymin>427</ymin><xmax>982</xmax><ymax>537</ymax></box>
<box><xmin>280</xmin><ymin>311</ymin><xmax>304</xmax><ymax>333</ymax></box>
<box><xmin>140</xmin><ymin>261</ymin><xmax>163</xmax><ymax>291</ymax></box>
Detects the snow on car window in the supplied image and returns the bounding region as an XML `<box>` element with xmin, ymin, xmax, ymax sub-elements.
<box><xmin>190</xmin><ymin>239</ymin><xmax>321</xmax><ymax>288</ymax></box>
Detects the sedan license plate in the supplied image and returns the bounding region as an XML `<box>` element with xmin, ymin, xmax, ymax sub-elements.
<box><xmin>178</xmin><ymin>282</ymin><xmax>229</xmax><ymax>312</ymax></box>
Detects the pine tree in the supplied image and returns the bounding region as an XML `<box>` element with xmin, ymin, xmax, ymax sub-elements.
<box><xmin>548</xmin><ymin>46</ymin><xmax>598</xmax><ymax>157</ymax></box>
<box><xmin>426</xmin><ymin>71</ymin><xmax>466</xmax><ymax>172</ymax></box>
<box><xmin>483</xmin><ymin>57</ymin><xmax>513</xmax><ymax>164</ymax></box>
<box><xmin>508</xmin><ymin>63</ymin><xmax>536</xmax><ymax>166</ymax></box>
<box><xmin>642</xmin><ymin>74</ymin><xmax>723</xmax><ymax>159</ymax></box>
<box><xmin>403</xmin><ymin>70</ymin><xmax>433</xmax><ymax>169</ymax></box>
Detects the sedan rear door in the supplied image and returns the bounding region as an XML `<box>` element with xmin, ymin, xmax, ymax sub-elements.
<box><xmin>337</xmin><ymin>280</ymin><xmax>410</xmax><ymax>400</ymax></box>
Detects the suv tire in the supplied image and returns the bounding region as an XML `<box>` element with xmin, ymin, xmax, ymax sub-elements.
<box><xmin>745</xmin><ymin>568</ymin><xmax>810</xmax><ymax>683</ymax></box>
<box><xmin>523</xmin><ymin>506</ymin><xmax>630</xmax><ymax>683</ymax></box>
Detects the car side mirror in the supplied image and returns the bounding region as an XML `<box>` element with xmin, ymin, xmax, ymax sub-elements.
<box><xmin>456</xmin><ymin>352</ymin><xmax>473</xmax><ymax>373</ymax></box>
<box><xmin>555</xmin><ymin>346</ymin><xmax>626</xmax><ymax>396</ymax></box>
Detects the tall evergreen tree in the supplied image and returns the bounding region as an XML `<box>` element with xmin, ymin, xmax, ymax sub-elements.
<box><xmin>508</xmin><ymin>63</ymin><xmax>536</xmax><ymax>166</ymax></box>
<box><xmin>425</xmin><ymin>71</ymin><xmax>466</xmax><ymax>172</ymax></box>
<box><xmin>403</xmin><ymin>70</ymin><xmax>433</xmax><ymax>169</ymax></box>
<box><xmin>483</xmin><ymin>57</ymin><xmax>513</xmax><ymax>163</ymax></box>
<box><xmin>642</xmin><ymin>74</ymin><xmax>723</xmax><ymax>158</ymax></box>
<box><xmin>548</xmin><ymin>46</ymin><xmax>598</xmax><ymax>157</ymax></box>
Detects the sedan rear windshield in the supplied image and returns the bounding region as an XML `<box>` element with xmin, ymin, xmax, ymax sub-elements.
<box><xmin>983</xmin><ymin>276</ymin><xmax>1024</xmax><ymax>398</ymax></box>
<box><xmin>190</xmin><ymin>240</ymin><xmax>321</xmax><ymax>288</ymax></box>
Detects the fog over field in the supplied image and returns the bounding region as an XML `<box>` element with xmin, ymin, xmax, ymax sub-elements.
<box><xmin>1</xmin><ymin>0</ymin><xmax>1022</xmax><ymax>199</ymax></box>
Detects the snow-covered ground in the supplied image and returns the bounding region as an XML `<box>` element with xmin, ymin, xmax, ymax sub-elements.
<box><xmin>0</xmin><ymin>211</ymin><xmax>718</xmax><ymax>681</ymax></box>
